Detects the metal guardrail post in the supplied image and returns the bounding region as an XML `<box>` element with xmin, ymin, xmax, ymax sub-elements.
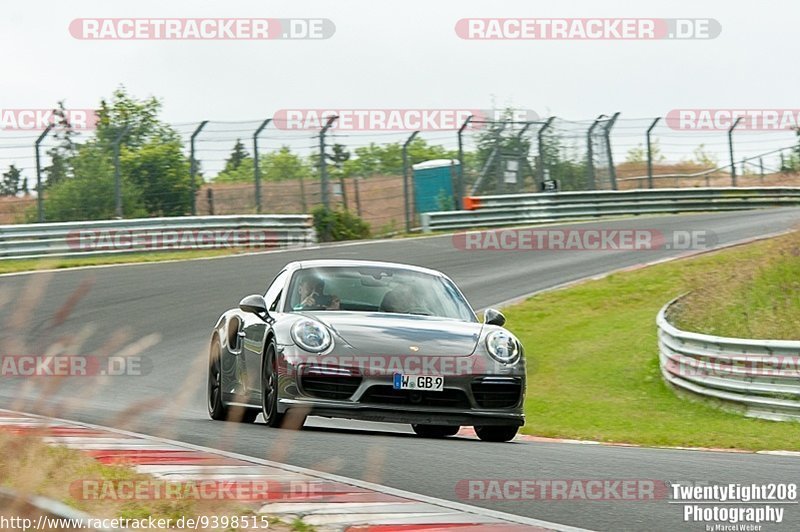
<box><xmin>319</xmin><ymin>115</ymin><xmax>339</xmax><ymax>209</ymax></box>
<box><xmin>536</xmin><ymin>117</ymin><xmax>555</xmax><ymax>190</ymax></box>
<box><xmin>456</xmin><ymin>115</ymin><xmax>473</xmax><ymax>209</ymax></box>
<box><xmin>190</xmin><ymin>121</ymin><xmax>209</xmax><ymax>216</ymax></box>
<box><xmin>253</xmin><ymin>119</ymin><xmax>271</xmax><ymax>214</ymax></box>
<box><xmin>646</xmin><ymin>117</ymin><xmax>661</xmax><ymax>189</ymax></box>
<box><xmin>113</xmin><ymin>125</ymin><xmax>131</xmax><ymax>219</ymax></box>
<box><xmin>402</xmin><ymin>131</ymin><xmax>420</xmax><ymax>232</ymax></box>
<box><xmin>34</xmin><ymin>124</ymin><xmax>53</xmax><ymax>223</ymax></box>
<box><xmin>728</xmin><ymin>117</ymin><xmax>743</xmax><ymax>187</ymax></box>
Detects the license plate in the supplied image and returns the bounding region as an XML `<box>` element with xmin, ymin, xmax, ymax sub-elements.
<box><xmin>393</xmin><ymin>374</ymin><xmax>444</xmax><ymax>392</ymax></box>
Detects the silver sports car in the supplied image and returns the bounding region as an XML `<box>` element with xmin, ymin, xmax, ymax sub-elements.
<box><xmin>207</xmin><ymin>259</ymin><xmax>526</xmax><ymax>442</ymax></box>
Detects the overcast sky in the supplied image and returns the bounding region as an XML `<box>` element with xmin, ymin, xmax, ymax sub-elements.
<box><xmin>2</xmin><ymin>0</ymin><xmax>796</xmax><ymax>120</ymax></box>
<box><xmin>1</xmin><ymin>0</ymin><xmax>797</xmax><ymax>175</ymax></box>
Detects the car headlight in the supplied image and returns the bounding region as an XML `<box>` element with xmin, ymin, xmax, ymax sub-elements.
<box><xmin>485</xmin><ymin>330</ymin><xmax>520</xmax><ymax>364</ymax></box>
<box><xmin>291</xmin><ymin>318</ymin><xmax>332</xmax><ymax>353</ymax></box>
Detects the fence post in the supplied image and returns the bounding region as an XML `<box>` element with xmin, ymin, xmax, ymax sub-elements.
<box><xmin>207</xmin><ymin>188</ymin><xmax>215</xmax><ymax>215</ymax></box>
<box><xmin>190</xmin><ymin>121</ymin><xmax>209</xmax><ymax>216</ymax></box>
<box><xmin>456</xmin><ymin>115</ymin><xmax>473</xmax><ymax>209</ymax></box>
<box><xmin>253</xmin><ymin>119</ymin><xmax>271</xmax><ymax>213</ymax></box>
<box><xmin>402</xmin><ymin>131</ymin><xmax>420</xmax><ymax>232</ymax></box>
<box><xmin>646</xmin><ymin>117</ymin><xmax>661</xmax><ymax>189</ymax></box>
<box><xmin>536</xmin><ymin>117</ymin><xmax>555</xmax><ymax>189</ymax></box>
<box><xmin>319</xmin><ymin>115</ymin><xmax>338</xmax><ymax>209</ymax></box>
<box><xmin>354</xmin><ymin>176</ymin><xmax>362</xmax><ymax>217</ymax></box>
<box><xmin>728</xmin><ymin>116</ymin><xmax>742</xmax><ymax>186</ymax></box>
<box><xmin>34</xmin><ymin>124</ymin><xmax>53</xmax><ymax>222</ymax></box>
<box><xmin>586</xmin><ymin>115</ymin><xmax>605</xmax><ymax>190</ymax></box>
<box><xmin>514</xmin><ymin>122</ymin><xmax>533</xmax><ymax>192</ymax></box>
<box><xmin>339</xmin><ymin>175</ymin><xmax>348</xmax><ymax>210</ymax></box>
<box><xmin>604</xmin><ymin>112</ymin><xmax>620</xmax><ymax>190</ymax></box>
<box><xmin>759</xmin><ymin>157</ymin><xmax>764</xmax><ymax>183</ymax></box>
<box><xmin>113</xmin><ymin>125</ymin><xmax>131</xmax><ymax>219</ymax></box>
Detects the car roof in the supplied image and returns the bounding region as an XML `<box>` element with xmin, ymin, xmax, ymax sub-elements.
<box><xmin>289</xmin><ymin>259</ymin><xmax>446</xmax><ymax>278</ymax></box>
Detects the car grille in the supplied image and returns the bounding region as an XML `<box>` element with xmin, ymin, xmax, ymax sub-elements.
<box><xmin>299</xmin><ymin>372</ymin><xmax>362</xmax><ymax>400</ymax></box>
<box><xmin>471</xmin><ymin>378</ymin><xmax>523</xmax><ymax>408</ymax></box>
<box><xmin>360</xmin><ymin>386</ymin><xmax>470</xmax><ymax>409</ymax></box>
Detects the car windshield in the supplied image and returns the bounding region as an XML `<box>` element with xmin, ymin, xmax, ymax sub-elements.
<box><xmin>284</xmin><ymin>266</ymin><xmax>476</xmax><ymax>322</ymax></box>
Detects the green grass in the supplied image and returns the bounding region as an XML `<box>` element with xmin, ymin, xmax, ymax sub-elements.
<box><xmin>671</xmin><ymin>235</ymin><xmax>800</xmax><ymax>339</ymax></box>
<box><xmin>506</xmin><ymin>232</ymin><xmax>800</xmax><ymax>450</ymax></box>
<box><xmin>0</xmin><ymin>248</ymin><xmax>252</xmax><ymax>275</ymax></box>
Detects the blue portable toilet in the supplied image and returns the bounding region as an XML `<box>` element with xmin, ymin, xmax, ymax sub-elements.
<box><xmin>412</xmin><ymin>159</ymin><xmax>459</xmax><ymax>213</ymax></box>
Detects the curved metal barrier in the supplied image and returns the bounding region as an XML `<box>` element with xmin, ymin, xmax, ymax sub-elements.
<box><xmin>0</xmin><ymin>215</ymin><xmax>316</xmax><ymax>260</ymax></box>
<box><xmin>421</xmin><ymin>187</ymin><xmax>800</xmax><ymax>232</ymax></box>
<box><xmin>657</xmin><ymin>297</ymin><xmax>800</xmax><ymax>421</ymax></box>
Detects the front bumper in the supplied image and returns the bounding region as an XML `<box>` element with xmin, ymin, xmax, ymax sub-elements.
<box><xmin>276</xmin><ymin>346</ymin><xmax>526</xmax><ymax>427</ymax></box>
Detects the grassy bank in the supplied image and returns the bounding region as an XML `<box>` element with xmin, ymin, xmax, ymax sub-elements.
<box><xmin>507</xmin><ymin>231</ymin><xmax>800</xmax><ymax>450</ymax></box>
<box><xmin>0</xmin><ymin>431</ymin><xmax>294</xmax><ymax>530</ymax></box>
<box><xmin>671</xmin><ymin>234</ymin><xmax>800</xmax><ymax>339</ymax></box>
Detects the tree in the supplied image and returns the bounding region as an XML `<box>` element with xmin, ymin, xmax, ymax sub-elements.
<box><xmin>340</xmin><ymin>139</ymin><xmax>458</xmax><ymax>178</ymax></box>
<box><xmin>626</xmin><ymin>140</ymin><xmax>664</xmax><ymax>164</ymax></box>
<box><xmin>223</xmin><ymin>139</ymin><xmax>250</xmax><ymax>173</ymax></box>
<box><xmin>691</xmin><ymin>144</ymin><xmax>718</xmax><ymax>168</ymax></box>
<box><xmin>40</xmin><ymin>87</ymin><xmax>195</xmax><ymax>220</ymax></box>
<box><xmin>122</xmin><ymin>138</ymin><xmax>193</xmax><ymax>216</ymax></box>
<box><xmin>214</xmin><ymin>146</ymin><xmax>313</xmax><ymax>184</ymax></box>
<box><xmin>34</xmin><ymin>142</ymin><xmax>146</xmax><ymax>221</ymax></box>
<box><xmin>43</xmin><ymin>101</ymin><xmax>80</xmax><ymax>189</ymax></box>
<box><xmin>326</xmin><ymin>144</ymin><xmax>350</xmax><ymax>179</ymax></box>
<box><xmin>0</xmin><ymin>165</ymin><xmax>23</xmax><ymax>196</ymax></box>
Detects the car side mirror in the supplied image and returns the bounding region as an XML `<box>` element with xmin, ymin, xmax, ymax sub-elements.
<box><xmin>484</xmin><ymin>308</ymin><xmax>506</xmax><ymax>326</ymax></box>
<box><xmin>239</xmin><ymin>294</ymin><xmax>269</xmax><ymax>318</ymax></box>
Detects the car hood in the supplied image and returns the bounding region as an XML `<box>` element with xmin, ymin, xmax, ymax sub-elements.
<box><xmin>305</xmin><ymin>311</ymin><xmax>483</xmax><ymax>356</ymax></box>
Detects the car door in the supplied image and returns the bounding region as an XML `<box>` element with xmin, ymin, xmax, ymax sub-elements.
<box><xmin>241</xmin><ymin>269</ymin><xmax>289</xmax><ymax>401</ymax></box>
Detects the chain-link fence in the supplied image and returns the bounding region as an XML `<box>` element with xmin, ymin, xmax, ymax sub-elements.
<box><xmin>2</xmin><ymin>111</ymin><xmax>799</xmax><ymax>232</ymax></box>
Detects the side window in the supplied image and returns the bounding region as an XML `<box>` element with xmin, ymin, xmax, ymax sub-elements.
<box><xmin>264</xmin><ymin>270</ymin><xmax>289</xmax><ymax>312</ymax></box>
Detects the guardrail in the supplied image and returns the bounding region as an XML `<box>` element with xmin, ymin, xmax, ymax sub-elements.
<box><xmin>657</xmin><ymin>297</ymin><xmax>800</xmax><ymax>421</ymax></box>
<box><xmin>421</xmin><ymin>187</ymin><xmax>800</xmax><ymax>232</ymax></box>
<box><xmin>0</xmin><ymin>215</ymin><xmax>316</xmax><ymax>260</ymax></box>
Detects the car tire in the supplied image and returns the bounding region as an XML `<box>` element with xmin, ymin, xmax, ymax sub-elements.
<box><xmin>261</xmin><ymin>341</ymin><xmax>307</xmax><ymax>429</ymax></box>
<box><xmin>475</xmin><ymin>425</ymin><xmax>519</xmax><ymax>442</ymax></box>
<box><xmin>208</xmin><ymin>341</ymin><xmax>257</xmax><ymax>423</ymax></box>
<box><xmin>411</xmin><ymin>424</ymin><xmax>460</xmax><ymax>438</ymax></box>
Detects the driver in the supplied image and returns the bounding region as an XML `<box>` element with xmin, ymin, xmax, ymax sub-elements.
<box><xmin>297</xmin><ymin>276</ymin><xmax>340</xmax><ymax>310</ymax></box>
